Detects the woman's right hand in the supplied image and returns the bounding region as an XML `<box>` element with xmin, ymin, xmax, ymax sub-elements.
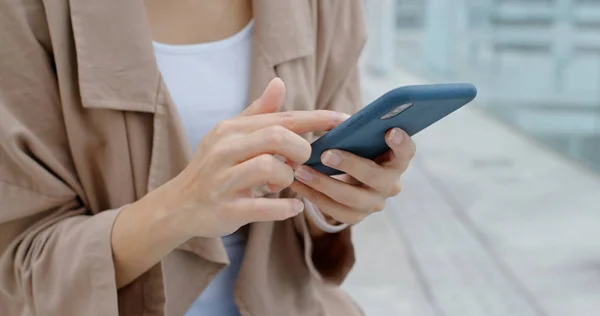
<box><xmin>158</xmin><ymin>78</ymin><xmax>348</xmax><ymax>238</ymax></box>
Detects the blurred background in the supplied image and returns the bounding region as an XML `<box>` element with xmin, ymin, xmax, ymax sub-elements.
<box><xmin>342</xmin><ymin>1</ymin><xmax>600</xmax><ymax>315</ymax></box>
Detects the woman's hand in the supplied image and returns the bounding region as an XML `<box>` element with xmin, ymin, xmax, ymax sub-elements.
<box><xmin>157</xmin><ymin>78</ymin><xmax>348</xmax><ymax>239</ymax></box>
<box><xmin>291</xmin><ymin>128</ymin><xmax>416</xmax><ymax>228</ymax></box>
<box><xmin>113</xmin><ymin>78</ymin><xmax>348</xmax><ymax>287</ymax></box>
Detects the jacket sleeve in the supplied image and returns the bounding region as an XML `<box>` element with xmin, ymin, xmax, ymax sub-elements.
<box><xmin>0</xmin><ymin>196</ymin><xmax>122</xmax><ymax>316</ymax></box>
<box><xmin>293</xmin><ymin>0</ymin><xmax>367</xmax><ymax>285</ymax></box>
<box><xmin>0</xmin><ymin>3</ymin><xmax>121</xmax><ymax>315</ymax></box>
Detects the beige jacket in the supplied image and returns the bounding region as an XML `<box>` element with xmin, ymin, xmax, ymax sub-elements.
<box><xmin>0</xmin><ymin>0</ymin><xmax>366</xmax><ymax>315</ymax></box>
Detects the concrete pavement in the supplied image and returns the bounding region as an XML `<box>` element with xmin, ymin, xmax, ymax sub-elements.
<box><xmin>342</xmin><ymin>69</ymin><xmax>600</xmax><ymax>316</ymax></box>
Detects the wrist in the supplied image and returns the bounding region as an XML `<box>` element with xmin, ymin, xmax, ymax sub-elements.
<box><xmin>142</xmin><ymin>180</ymin><xmax>194</xmax><ymax>243</ymax></box>
<box><xmin>111</xmin><ymin>183</ymin><xmax>191</xmax><ymax>288</ymax></box>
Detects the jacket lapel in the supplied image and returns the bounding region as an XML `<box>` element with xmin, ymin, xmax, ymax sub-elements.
<box><xmin>247</xmin><ymin>0</ymin><xmax>315</xmax><ymax>102</ymax></box>
<box><xmin>69</xmin><ymin>0</ymin><xmax>159</xmax><ymax>113</ymax></box>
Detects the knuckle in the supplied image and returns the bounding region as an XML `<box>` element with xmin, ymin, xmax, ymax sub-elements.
<box><xmin>277</xmin><ymin>112</ymin><xmax>294</xmax><ymax>120</ymax></box>
<box><xmin>282</xmin><ymin>201</ymin><xmax>300</xmax><ymax>219</ymax></box>
<box><xmin>214</xmin><ymin>203</ymin><xmax>234</xmax><ymax>222</ymax></box>
<box><xmin>255</xmin><ymin>154</ymin><xmax>275</xmax><ymax>175</ymax></box>
<box><xmin>407</xmin><ymin>142</ymin><xmax>417</xmax><ymax>159</ymax></box>
<box><xmin>361</xmin><ymin>165</ymin><xmax>379</xmax><ymax>185</ymax></box>
<box><xmin>270</xmin><ymin>165</ymin><xmax>294</xmax><ymax>188</ymax></box>
<box><xmin>389</xmin><ymin>183</ymin><xmax>402</xmax><ymax>196</ymax></box>
<box><xmin>283</xmin><ymin>166</ymin><xmax>295</xmax><ymax>186</ymax></box>
<box><xmin>277</xmin><ymin>112</ymin><xmax>297</xmax><ymax>130</ymax></box>
<box><xmin>264</xmin><ymin>128</ymin><xmax>286</xmax><ymax>147</ymax></box>
<box><xmin>269</xmin><ymin>124</ymin><xmax>288</xmax><ymax>135</ymax></box>
<box><xmin>259</xmin><ymin>153</ymin><xmax>275</xmax><ymax>163</ymax></box>
<box><xmin>209</xmin><ymin>190</ymin><xmax>222</xmax><ymax>206</ymax></box>
<box><xmin>372</xmin><ymin>200</ymin><xmax>386</xmax><ymax>213</ymax></box>
<box><xmin>408</xmin><ymin>149</ymin><xmax>416</xmax><ymax>160</ymax></box>
<box><xmin>338</xmin><ymin>193</ymin><xmax>359</xmax><ymax>208</ymax></box>
<box><xmin>214</xmin><ymin>120</ymin><xmax>233</xmax><ymax>136</ymax></box>
<box><xmin>330</xmin><ymin>208</ymin><xmax>364</xmax><ymax>225</ymax></box>
<box><xmin>342</xmin><ymin>213</ymin><xmax>367</xmax><ymax>225</ymax></box>
<box><xmin>400</xmin><ymin>160</ymin><xmax>411</xmax><ymax>172</ymax></box>
<box><xmin>211</xmin><ymin>143</ymin><xmax>229</xmax><ymax>160</ymax></box>
<box><xmin>316</xmin><ymin>110</ymin><xmax>335</xmax><ymax>125</ymax></box>
<box><xmin>249</xmin><ymin>201</ymin><xmax>268</xmax><ymax>219</ymax></box>
<box><xmin>306</xmin><ymin>191</ymin><xmax>322</xmax><ymax>205</ymax></box>
<box><xmin>298</xmin><ymin>140</ymin><xmax>312</xmax><ymax>162</ymax></box>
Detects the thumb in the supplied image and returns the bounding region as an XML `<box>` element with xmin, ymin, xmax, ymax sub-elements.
<box><xmin>239</xmin><ymin>77</ymin><xmax>286</xmax><ymax>117</ymax></box>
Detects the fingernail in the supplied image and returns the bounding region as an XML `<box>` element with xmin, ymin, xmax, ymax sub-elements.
<box><xmin>267</xmin><ymin>184</ymin><xmax>283</xmax><ymax>193</ymax></box>
<box><xmin>390</xmin><ymin>128</ymin><xmax>403</xmax><ymax>145</ymax></box>
<box><xmin>288</xmin><ymin>161</ymin><xmax>300</xmax><ymax>170</ymax></box>
<box><xmin>294</xmin><ymin>167</ymin><xmax>313</xmax><ymax>182</ymax></box>
<box><xmin>323</xmin><ymin>150</ymin><xmax>341</xmax><ymax>166</ymax></box>
<box><xmin>282</xmin><ymin>157</ymin><xmax>300</xmax><ymax>170</ymax></box>
<box><xmin>292</xmin><ymin>199</ymin><xmax>305</xmax><ymax>213</ymax></box>
<box><xmin>333</xmin><ymin>112</ymin><xmax>351</xmax><ymax>124</ymax></box>
<box><xmin>259</xmin><ymin>77</ymin><xmax>282</xmax><ymax>101</ymax></box>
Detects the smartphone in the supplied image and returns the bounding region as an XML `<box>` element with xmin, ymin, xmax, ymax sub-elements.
<box><xmin>306</xmin><ymin>83</ymin><xmax>477</xmax><ymax>175</ymax></box>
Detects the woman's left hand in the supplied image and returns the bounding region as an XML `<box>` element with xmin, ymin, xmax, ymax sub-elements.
<box><xmin>290</xmin><ymin>127</ymin><xmax>416</xmax><ymax>227</ymax></box>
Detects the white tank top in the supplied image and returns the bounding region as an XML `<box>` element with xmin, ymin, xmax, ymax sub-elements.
<box><xmin>153</xmin><ymin>20</ymin><xmax>254</xmax><ymax>316</ymax></box>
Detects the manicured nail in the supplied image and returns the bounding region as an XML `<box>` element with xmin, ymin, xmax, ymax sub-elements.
<box><xmin>295</xmin><ymin>167</ymin><xmax>313</xmax><ymax>182</ymax></box>
<box><xmin>390</xmin><ymin>128</ymin><xmax>403</xmax><ymax>145</ymax></box>
<box><xmin>267</xmin><ymin>184</ymin><xmax>284</xmax><ymax>193</ymax></box>
<box><xmin>323</xmin><ymin>150</ymin><xmax>341</xmax><ymax>166</ymax></box>
<box><xmin>288</xmin><ymin>161</ymin><xmax>300</xmax><ymax>170</ymax></box>
<box><xmin>333</xmin><ymin>112</ymin><xmax>351</xmax><ymax>124</ymax></box>
<box><xmin>292</xmin><ymin>199</ymin><xmax>305</xmax><ymax>213</ymax></box>
<box><xmin>283</xmin><ymin>157</ymin><xmax>300</xmax><ymax>170</ymax></box>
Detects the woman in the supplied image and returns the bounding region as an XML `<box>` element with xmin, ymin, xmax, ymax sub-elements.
<box><xmin>0</xmin><ymin>0</ymin><xmax>416</xmax><ymax>315</ymax></box>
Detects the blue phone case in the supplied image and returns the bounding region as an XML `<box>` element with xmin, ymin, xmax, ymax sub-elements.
<box><xmin>306</xmin><ymin>83</ymin><xmax>477</xmax><ymax>175</ymax></box>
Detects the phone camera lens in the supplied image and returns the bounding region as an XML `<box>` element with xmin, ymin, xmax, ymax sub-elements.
<box><xmin>381</xmin><ymin>103</ymin><xmax>413</xmax><ymax>120</ymax></box>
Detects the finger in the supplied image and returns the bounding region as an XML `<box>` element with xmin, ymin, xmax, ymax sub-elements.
<box><xmin>294</xmin><ymin>165</ymin><xmax>384</xmax><ymax>211</ymax></box>
<box><xmin>223</xmin><ymin>154</ymin><xmax>295</xmax><ymax>192</ymax></box>
<box><xmin>226</xmin><ymin>197</ymin><xmax>304</xmax><ymax>223</ymax></box>
<box><xmin>320</xmin><ymin>150</ymin><xmax>396</xmax><ymax>195</ymax></box>
<box><xmin>235</xmin><ymin>110</ymin><xmax>348</xmax><ymax>135</ymax></box>
<box><xmin>224</xmin><ymin>125</ymin><xmax>312</xmax><ymax>164</ymax></box>
<box><xmin>290</xmin><ymin>181</ymin><xmax>368</xmax><ymax>225</ymax></box>
<box><xmin>239</xmin><ymin>77</ymin><xmax>285</xmax><ymax>116</ymax></box>
<box><xmin>383</xmin><ymin>128</ymin><xmax>416</xmax><ymax>171</ymax></box>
